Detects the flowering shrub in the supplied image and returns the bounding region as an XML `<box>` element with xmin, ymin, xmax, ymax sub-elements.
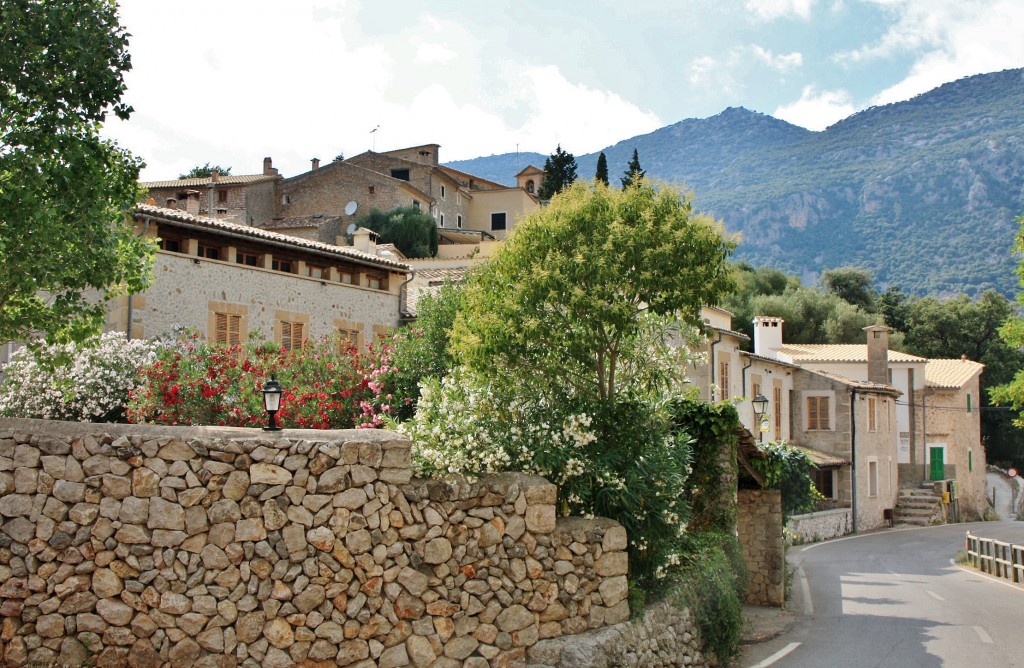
<box><xmin>0</xmin><ymin>332</ymin><xmax>160</xmax><ymax>423</ymax></box>
<box><xmin>399</xmin><ymin>368</ymin><xmax>691</xmax><ymax>588</ymax></box>
<box><xmin>127</xmin><ymin>330</ymin><xmax>398</xmax><ymax>429</ymax></box>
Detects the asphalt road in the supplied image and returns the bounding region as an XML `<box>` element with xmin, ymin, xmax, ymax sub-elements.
<box><xmin>739</xmin><ymin>522</ymin><xmax>1024</xmax><ymax>668</ymax></box>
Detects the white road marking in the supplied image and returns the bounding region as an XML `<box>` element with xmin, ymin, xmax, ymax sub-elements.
<box><xmin>974</xmin><ymin>626</ymin><xmax>994</xmax><ymax>644</ymax></box>
<box><xmin>749</xmin><ymin>642</ymin><xmax>801</xmax><ymax>668</ymax></box>
<box><xmin>926</xmin><ymin>590</ymin><xmax>945</xmax><ymax>601</ymax></box>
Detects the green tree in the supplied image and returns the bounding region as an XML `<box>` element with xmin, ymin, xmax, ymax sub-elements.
<box><xmin>536</xmin><ymin>144</ymin><xmax>577</xmax><ymax>200</ymax></box>
<box><xmin>356</xmin><ymin>206</ymin><xmax>438</xmax><ymax>259</ymax></box>
<box><xmin>453</xmin><ymin>180</ymin><xmax>735</xmax><ymax>404</ymax></box>
<box><xmin>879</xmin><ymin>284</ymin><xmax>910</xmax><ymax>333</ymax></box>
<box><xmin>820</xmin><ymin>267</ymin><xmax>877</xmax><ymax>311</ymax></box>
<box><xmin>178</xmin><ymin>163</ymin><xmax>232</xmax><ymax>179</ymax></box>
<box><xmin>595</xmin><ymin>151</ymin><xmax>609</xmax><ymax>186</ymax></box>
<box><xmin>387</xmin><ymin>279</ymin><xmax>464</xmax><ymax>420</ymax></box>
<box><xmin>747</xmin><ymin>287</ymin><xmax>876</xmax><ymax>344</ymax></box>
<box><xmin>333</xmin><ymin>152</ymin><xmax>344</xmax><ymax>163</ymax></box>
<box><xmin>620</xmin><ymin>147</ymin><xmax>645</xmax><ymax>189</ymax></box>
<box><xmin>0</xmin><ymin>0</ymin><xmax>153</xmax><ymax>345</ymax></box>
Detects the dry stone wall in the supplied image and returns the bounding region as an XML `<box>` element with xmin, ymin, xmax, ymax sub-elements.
<box><xmin>736</xmin><ymin>489</ymin><xmax>784</xmax><ymax>607</ymax></box>
<box><xmin>0</xmin><ymin>419</ymin><xmax>630</xmax><ymax>668</ymax></box>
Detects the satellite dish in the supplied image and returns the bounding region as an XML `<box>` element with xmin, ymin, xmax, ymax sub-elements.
<box><xmin>346</xmin><ymin>223</ymin><xmax>357</xmax><ymax>235</ymax></box>
<box><xmin>344</xmin><ymin>201</ymin><xmax>358</xmax><ymax>216</ymax></box>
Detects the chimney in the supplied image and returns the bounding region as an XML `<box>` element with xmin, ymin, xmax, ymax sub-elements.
<box><xmin>311</xmin><ymin>158</ymin><xmax>320</xmax><ymax>170</ymax></box>
<box><xmin>752</xmin><ymin>316</ymin><xmax>784</xmax><ymax>358</ymax></box>
<box><xmin>263</xmin><ymin>157</ymin><xmax>278</xmax><ymax>176</ymax></box>
<box><xmin>351</xmin><ymin>227</ymin><xmax>377</xmax><ymax>255</ymax></box>
<box><xmin>864</xmin><ymin>325</ymin><xmax>891</xmax><ymax>384</ymax></box>
<box><xmin>211</xmin><ymin>169</ymin><xmax>220</xmax><ymax>182</ymax></box>
<box><xmin>185</xmin><ymin>190</ymin><xmax>200</xmax><ymax>216</ymax></box>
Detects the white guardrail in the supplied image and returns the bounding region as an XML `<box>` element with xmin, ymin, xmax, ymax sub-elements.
<box><xmin>965</xmin><ymin>531</ymin><xmax>1024</xmax><ymax>585</ymax></box>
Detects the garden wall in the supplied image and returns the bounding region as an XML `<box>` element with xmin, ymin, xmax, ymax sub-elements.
<box><xmin>0</xmin><ymin>419</ymin><xmax>631</xmax><ymax>668</ymax></box>
<box><xmin>786</xmin><ymin>508</ymin><xmax>853</xmax><ymax>545</ymax></box>
<box><xmin>736</xmin><ymin>489</ymin><xmax>784</xmax><ymax>607</ymax></box>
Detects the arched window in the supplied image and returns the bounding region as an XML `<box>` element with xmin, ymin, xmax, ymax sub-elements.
<box><xmin>526</xmin><ymin>180</ymin><xmax>535</xmax><ymax>193</ymax></box>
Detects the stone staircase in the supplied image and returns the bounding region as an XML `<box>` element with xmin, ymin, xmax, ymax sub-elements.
<box><xmin>893</xmin><ymin>484</ymin><xmax>945</xmax><ymax>526</ymax></box>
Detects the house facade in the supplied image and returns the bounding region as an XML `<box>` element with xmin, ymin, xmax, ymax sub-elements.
<box><xmin>118</xmin><ymin>204</ymin><xmax>410</xmax><ymax>349</ymax></box>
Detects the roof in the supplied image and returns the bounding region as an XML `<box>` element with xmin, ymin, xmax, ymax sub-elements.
<box><xmin>740</xmin><ymin>351</ymin><xmax>801</xmax><ymax>369</ymax></box>
<box><xmin>142</xmin><ymin>174</ymin><xmax>277</xmax><ymax>189</ymax></box>
<box><xmin>810</xmin><ymin>369</ymin><xmax>903</xmax><ymax>396</ymax></box>
<box><xmin>437</xmin><ymin>165</ymin><xmax>509</xmax><ymax>191</ymax></box>
<box><xmin>263</xmin><ymin>214</ymin><xmax>340</xmax><ymax>231</ymax></box>
<box><xmin>135</xmin><ymin>204</ymin><xmax>410</xmax><ymax>272</ymax></box>
<box><xmin>707</xmin><ymin>326</ymin><xmax>750</xmax><ymax>342</ymax></box>
<box><xmin>794</xmin><ymin>446</ymin><xmax>849</xmax><ymax>468</ymax></box>
<box><xmin>516</xmin><ymin>165</ymin><xmax>545</xmax><ymax>177</ymax></box>
<box><xmin>438</xmin><ymin>228</ymin><xmax>495</xmax><ymax>244</ymax></box>
<box><xmin>926</xmin><ymin>358</ymin><xmax>985</xmax><ymax>389</ymax></box>
<box><xmin>777</xmin><ymin>344</ymin><xmax>927</xmax><ymax>364</ymax></box>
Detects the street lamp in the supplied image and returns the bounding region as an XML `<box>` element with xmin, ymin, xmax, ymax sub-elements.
<box><xmin>262</xmin><ymin>376</ymin><xmax>283</xmax><ymax>432</ymax></box>
<box><xmin>751</xmin><ymin>393</ymin><xmax>768</xmax><ymax>443</ymax></box>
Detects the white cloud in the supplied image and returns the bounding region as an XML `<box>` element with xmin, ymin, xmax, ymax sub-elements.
<box><xmin>837</xmin><ymin>1</ymin><xmax>1024</xmax><ymax>106</ymax></box>
<box><xmin>745</xmin><ymin>0</ymin><xmax>816</xmax><ymax>21</ymax></box>
<box><xmin>415</xmin><ymin>42</ymin><xmax>457</xmax><ymax>64</ymax></box>
<box><xmin>773</xmin><ymin>86</ymin><xmax>857</xmax><ymax>129</ymax></box>
<box><xmin>751</xmin><ymin>46</ymin><xmax>803</xmax><ymax>72</ymax></box>
<box><xmin>688</xmin><ymin>56</ymin><xmax>718</xmax><ymax>86</ymax></box>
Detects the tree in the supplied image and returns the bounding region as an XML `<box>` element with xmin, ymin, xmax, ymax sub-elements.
<box><xmin>595</xmin><ymin>151</ymin><xmax>609</xmax><ymax>186</ymax></box>
<box><xmin>356</xmin><ymin>207</ymin><xmax>438</xmax><ymax>258</ymax></box>
<box><xmin>746</xmin><ymin>287</ymin><xmax>876</xmax><ymax>344</ymax></box>
<box><xmin>0</xmin><ymin>0</ymin><xmax>153</xmax><ymax>345</ymax></box>
<box><xmin>819</xmin><ymin>267</ymin><xmax>877</xmax><ymax>311</ymax></box>
<box><xmin>178</xmin><ymin>163</ymin><xmax>232</xmax><ymax>179</ymax></box>
<box><xmin>620</xmin><ymin>147</ymin><xmax>645</xmax><ymax>188</ymax></box>
<box><xmin>878</xmin><ymin>284</ymin><xmax>910</xmax><ymax>333</ymax></box>
<box><xmin>333</xmin><ymin>153</ymin><xmax>345</xmax><ymax>163</ymax></box>
<box><xmin>453</xmin><ymin>180</ymin><xmax>735</xmax><ymax>404</ymax></box>
<box><xmin>536</xmin><ymin>144</ymin><xmax>577</xmax><ymax>200</ymax></box>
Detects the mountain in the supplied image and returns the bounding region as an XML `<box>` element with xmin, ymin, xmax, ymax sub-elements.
<box><xmin>447</xmin><ymin>68</ymin><xmax>1024</xmax><ymax>297</ymax></box>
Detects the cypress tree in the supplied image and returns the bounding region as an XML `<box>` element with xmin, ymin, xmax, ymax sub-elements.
<box><xmin>595</xmin><ymin>152</ymin><xmax>609</xmax><ymax>186</ymax></box>
<box><xmin>537</xmin><ymin>144</ymin><xmax>578</xmax><ymax>200</ymax></box>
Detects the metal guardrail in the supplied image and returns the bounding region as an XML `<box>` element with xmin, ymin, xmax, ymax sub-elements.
<box><xmin>965</xmin><ymin>531</ymin><xmax>1024</xmax><ymax>585</ymax></box>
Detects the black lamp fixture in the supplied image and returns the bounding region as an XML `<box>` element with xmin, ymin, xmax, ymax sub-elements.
<box><xmin>751</xmin><ymin>393</ymin><xmax>769</xmax><ymax>442</ymax></box>
<box><xmin>262</xmin><ymin>376</ymin><xmax>283</xmax><ymax>432</ymax></box>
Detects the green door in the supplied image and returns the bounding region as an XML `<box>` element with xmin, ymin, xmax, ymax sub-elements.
<box><xmin>929</xmin><ymin>447</ymin><xmax>945</xmax><ymax>481</ymax></box>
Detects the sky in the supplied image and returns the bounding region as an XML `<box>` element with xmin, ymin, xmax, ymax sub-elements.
<box><xmin>103</xmin><ymin>0</ymin><xmax>1024</xmax><ymax>181</ymax></box>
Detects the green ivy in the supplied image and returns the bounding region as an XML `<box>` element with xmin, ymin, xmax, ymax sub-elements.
<box><xmin>749</xmin><ymin>441</ymin><xmax>823</xmax><ymax>520</ymax></box>
<box><xmin>669</xmin><ymin>400</ymin><xmax>740</xmax><ymax>532</ymax></box>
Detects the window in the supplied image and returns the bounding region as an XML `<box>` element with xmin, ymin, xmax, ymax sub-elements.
<box><xmin>812</xmin><ymin>468</ymin><xmax>835</xmax><ymax>499</ymax></box>
<box><xmin>159</xmin><ymin>238</ymin><xmax>181</xmax><ymax>253</ymax></box>
<box><xmin>337</xmin><ymin>328</ymin><xmax>362</xmax><ymax>349</ymax></box>
<box><xmin>272</xmin><ymin>259</ymin><xmax>293</xmax><ymax>273</ymax></box>
<box><xmin>440</xmin><ymin>185</ymin><xmax>446</xmax><ymax>200</ymax></box>
<box><xmin>339</xmin><ymin>272</ymin><xmax>355</xmax><ymax>285</ymax></box>
<box><xmin>412</xmin><ymin>200</ymin><xmax>420</xmax><ymax>211</ymax></box>
<box><xmin>867</xmin><ymin>397</ymin><xmax>877</xmax><ymax>431</ymax></box>
<box><xmin>868</xmin><ymin>460</ymin><xmax>879</xmax><ymax>497</ymax></box>
<box><xmin>969</xmin><ymin>449</ymin><xmax>973</xmax><ymax>472</ymax></box>
<box><xmin>281</xmin><ymin>194</ymin><xmax>291</xmax><ymax>205</ymax></box>
<box><xmin>280</xmin><ymin>321</ymin><xmax>305</xmax><ymax>351</ymax></box>
<box><xmin>390</xmin><ymin>168</ymin><xmax>410</xmax><ymax>181</ymax></box>
<box><xmin>236</xmin><ymin>252</ymin><xmax>258</xmax><ymax>266</ymax></box>
<box><xmin>457</xmin><ymin>215</ymin><xmax>463</xmax><ymax>229</ymax></box>
<box><xmin>214</xmin><ymin>313</ymin><xmax>242</xmax><ymax>345</ymax></box>
<box><xmin>439</xmin><ymin>214</ymin><xmax>445</xmax><ymax>227</ymax></box>
<box><xmin>307</xmin><ymin>265</ymin><xmax>327</xmax><ymax>279</ymax></box>
<box><xmin>491</xmin><ymin>212</ymin><xmax>507</xmax><ymax>231</ymax></box>
<box><xmin>218</xmin><ymin>189</ymin><xmax>228</xmax><ymax>203</ymax></box>
<box><xmin>526</xmin><ymin>180</ymin><xmax>535</xmax><ymax>194</ymax></box>
<box><xmin>967</xmin><ymin>394</ymin><xmax>972</xmax><ymax>413</ymax></box>
<box><xmin>718</xmin><ymin>362</ymin><xmax>730</xmax><ymax>402</ymax></box>
<box><xmin>367</xmin><ymin>275</ymin><xmax>384</xmax><ymax>290</ymax></box>
<box><xmin>807</xmin><ymin>396</ymin><xmax>830</xmax><ymax>430</ymax></box>
<box><xmin>197</xmin><ymin>244</ymin><xmax>220</xmax><ymax>260</ymax></box>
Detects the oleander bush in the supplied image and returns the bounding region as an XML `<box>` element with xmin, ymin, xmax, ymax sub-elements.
<box><xmin>0</xmin><ymin>332</ymin><xmax>160</xmax><ymax>423</ymax></box>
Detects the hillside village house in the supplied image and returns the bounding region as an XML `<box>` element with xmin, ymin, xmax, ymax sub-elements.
<box><xmin>752</xmin><ymin>317</ymin><xmax>988</xmax><ymax>523</ymax></box>
<box><xmin>116</xmin><ymin>204</ymin><xmax>411</xmax><ymax>348</ymax></box>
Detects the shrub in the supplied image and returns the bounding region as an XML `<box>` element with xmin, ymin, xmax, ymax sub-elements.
<box><xmin>749</xmin><ymin>440</ymin><xmax>823</xmax><ymax>519</ymax></box>
<box><xmin>0</xmin><ymin>332</ymin><xmax>160</xmax><ymax>423</ymax></box>
<box><xmin>127</xmin><ymin>330</ymin><xmax>398</xmax><ymax>429</ymax></box>
<box><xmin>672</xmin><ymin>530</ymin><xmax>749</xmax><ymax>664</ymax></box>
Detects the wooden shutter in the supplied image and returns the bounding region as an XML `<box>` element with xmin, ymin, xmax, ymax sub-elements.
<box><xmin>773</xmin><ymin>386</ymin><xmax>782</xmax><ymax>438</ymax></box>
<box><xmin>215</xmin><ymin>313</ymin><xmax>228</xmax><ymax>344</ymax></box>
<box><xmin>808</xmin><ymin>396</ymin><xmax>829</xmax><ymax>430</ymax></box>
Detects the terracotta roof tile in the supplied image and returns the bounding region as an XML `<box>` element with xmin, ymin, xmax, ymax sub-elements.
<box><xmin>777</xmin><ymin>344</ymin><xmax>927</xmax><ymax>364</ymax></box>
<box><xmin>925</xmin><ymin>358</ymin><xmax>984</xmax><ymax>389</ymax></box>
<box><xmin>142</xmin><ymin>174</ymin><xmax>277</xmax><ymax>189</ymax></box>
<box><xmin>135</xmin><ymin>204</ymin><xmax>410</xmax><ymax>272</ymax></box>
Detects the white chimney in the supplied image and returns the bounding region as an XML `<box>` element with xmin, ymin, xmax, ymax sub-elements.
<box><xmin>753</xmin><ymin>316</ymin><xmax>784</xmax><ymax>358</ymax></box>
<box><xmin>185</xmin><ymin>190</ymin><xmax>201</xmax><ymax>216</ymax></box>
<box><xmin>351</xmin><ymin>227</ymin><xmax>377</xmax><ymax>255</ymax></box>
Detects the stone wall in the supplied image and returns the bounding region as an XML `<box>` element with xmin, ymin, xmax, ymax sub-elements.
<box><xmin>785</xmin><ymin>508</ymin><xmax>852</xmax><ymax>545</ymax></box>
<box><xmin>0</xmin><ymin>419</ymin><xmax>629</xmax><ymax>668</ymax></box>
<box><xmin>736</xmin><ymin>489</ymin><xmax>784</xmax><ymax>607</ymax></box>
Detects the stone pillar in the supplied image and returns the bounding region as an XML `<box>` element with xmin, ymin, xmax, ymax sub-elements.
<box><xmin>737</xmin><ymin>489</ymin><xmax>785</xmax><ymax>607</ymax></box>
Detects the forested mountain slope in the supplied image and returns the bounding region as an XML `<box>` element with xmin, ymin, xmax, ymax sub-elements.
<box><xmin>448</xmin><ymin>68</ymin><xmax>1024</xmax><ymax>297</ymax></box>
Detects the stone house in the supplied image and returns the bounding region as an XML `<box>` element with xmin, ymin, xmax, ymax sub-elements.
<box><xmin>142</xmin><ymin>167</ymin><xmax>279</xmax><ymax>227</ymax></box>
<box><xmin>923</xmin><ymin>358</ymin><xmax>988</xmax><ymax>519</ymax></box>
<box><xmin>116</xmin><ymin>204</ymin><xmax>411</xmax><ymax>349</ymax></box>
